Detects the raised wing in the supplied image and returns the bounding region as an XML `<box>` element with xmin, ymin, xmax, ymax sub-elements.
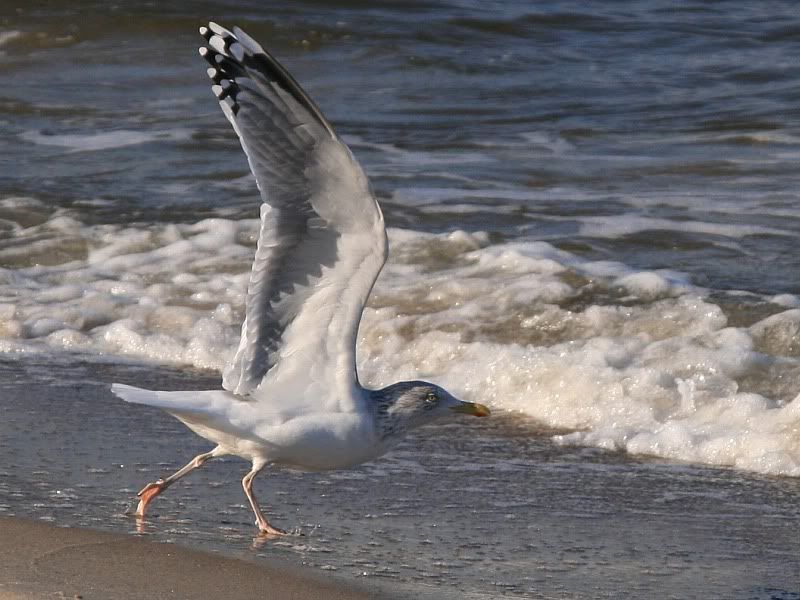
<box><xmin>200</xmin><ymin>23</ymin><xmax>387</xmax><ymax>410</ymax></box>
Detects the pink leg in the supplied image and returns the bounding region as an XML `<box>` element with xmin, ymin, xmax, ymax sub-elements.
<box><xmin>135</xmin><ymin>446</ymin><xmax>222</xmax><ymax>516</ymax></box>
<box><xmin>242</xmin><ymin>461</ymin><xmax>286</xmax><ymax>536</ymax></box>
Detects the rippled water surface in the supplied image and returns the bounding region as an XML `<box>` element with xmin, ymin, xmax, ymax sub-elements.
<box><xmin>2</xmin><ymin>371</ymin><xmax>799</xmax><ymax>599</ymax></box>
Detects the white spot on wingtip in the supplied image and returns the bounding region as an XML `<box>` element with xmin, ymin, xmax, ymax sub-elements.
<box><xmin>209</xmin><ymin>35</ymin><xmax>226</xmax><ymax>55</ymax></box>
<box><xmin>206</xmin><ymin>67</ymin><xmax>217</xmax><ymax>79</ymax></box>
<box><xmin>198</xmin><ymin>47</ymin><xmax>208</xmax><ymax>57</ymax></box>
<box><xmin>199</xmin><ymin>26</ymin><xmax>208</xmax><ymax>36</ymax></box>
<box><xmin>212</xmin><ymin>84</ymin><xmax>223</xmax><ymax>98</ymax></box>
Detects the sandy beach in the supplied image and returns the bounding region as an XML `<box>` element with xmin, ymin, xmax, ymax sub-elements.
<box><xmin>0</xmin><ymin>516</ymin><xmax>386</xmax><ymax>600</ymax></box>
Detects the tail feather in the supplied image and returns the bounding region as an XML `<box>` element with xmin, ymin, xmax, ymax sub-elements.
<box><xmin>111</xmin><ymin>383</ymin><xmax>229</xmax><ymax>414</ymax></box>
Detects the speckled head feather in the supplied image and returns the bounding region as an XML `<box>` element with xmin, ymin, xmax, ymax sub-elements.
<box><xmin>371</xmin><ymin>381</ymin><xmax>484</xmax><ymax>440</ymax></box>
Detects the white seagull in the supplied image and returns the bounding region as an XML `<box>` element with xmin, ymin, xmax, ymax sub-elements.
<box><xmin>111</xmin><ymin>22</ymin><xmax>489</xmax><ymax>536</ymax></box>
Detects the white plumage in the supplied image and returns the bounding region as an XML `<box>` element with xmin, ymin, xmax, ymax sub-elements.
<box><xmin>112</xmin><ymin>22</ymin><xmax>489</xmax><ymax>535</ymax></box>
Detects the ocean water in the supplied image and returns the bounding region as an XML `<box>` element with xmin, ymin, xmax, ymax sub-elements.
<box><xmin>2</xmin><ymin>1</ymin><xmax>800</xmax><ymax>596</ymax></box>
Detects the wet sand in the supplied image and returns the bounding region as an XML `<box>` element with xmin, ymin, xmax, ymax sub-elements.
<box><xmin>1</xmin><ymin>359</ymin><xmax>800</xmax><ymax>599</ymax></box>
<box><xmin>0</xmin><ymin>516</ymin><xmax>384</xmax><ymax>600</ymax></box>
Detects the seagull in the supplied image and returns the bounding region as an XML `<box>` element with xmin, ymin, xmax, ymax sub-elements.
<box><xmin>111</xmin><ymin>22</ymin><xmax>490</xmax><ymax>536</ymax></box>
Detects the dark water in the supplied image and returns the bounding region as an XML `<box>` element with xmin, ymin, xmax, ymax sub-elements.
<box><xmin>4</xmin><ymin>1</ymin><xmax>800</xmax><ymax>291</ymax></box>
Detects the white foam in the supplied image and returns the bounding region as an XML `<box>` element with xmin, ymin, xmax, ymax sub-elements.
<box><xmin>1</xmin><ymin>202</ymin><xmax>798</xmax><ymax>475</ymax></box>
<box><xmin>0</xmin><ymin>30</ymin><xmax>23</xmax><ymax>48</ymax></box>
<box><xmin>770</xmin><ymin>293</ymin><xmax>800</xmax><ymax>308</ymax></box>
<box><xmin>615</xmin><ymin>271</ymin><xmax>675</xmax><ymax>300</ymax></box>
<box><xmin>19</xmin><ymin>129</ymin><xmax>192</xmax><ymax>153</ymax></box>
<box><xmin>576</xmin><ymin>215</ymin><xmax>787</xmax><ymax>239</ymax></box>
<box><xmin>749</xmin><ymin>309</ymin><xmax>800</xmax><ymax>357</ymax></box>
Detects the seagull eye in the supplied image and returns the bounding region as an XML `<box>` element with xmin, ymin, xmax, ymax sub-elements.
<box><xmin>425</xmin><ymin>392</ymin><xmax>438</xmax><ymax>404</ymax></box>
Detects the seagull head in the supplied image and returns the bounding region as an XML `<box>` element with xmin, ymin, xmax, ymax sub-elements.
<box><xmin>374</xmin><ymin>381</ymin><xmax>490</xmax><ymax>433</ymax></box>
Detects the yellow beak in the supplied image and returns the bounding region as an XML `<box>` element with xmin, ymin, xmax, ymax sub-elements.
<box><xmin>450</xmin><ymin>402</ymin><xmax>491</xmax><ymax>417</ymax></box>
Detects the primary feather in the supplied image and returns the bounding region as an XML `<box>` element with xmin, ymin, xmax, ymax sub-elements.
<box><xmin>200</xmin><ymin>23</ymin><xmax>387</xmax><ymax>409</ymax></box>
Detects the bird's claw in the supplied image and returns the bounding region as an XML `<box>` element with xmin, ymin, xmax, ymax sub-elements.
<box><xmin>137</xmin><ymin>479</ymin><xmax>165</xmax><ymax>497</ymax></box>
<box><xmin>256</xmin><ymin>521</ymin><xmax>287</xmax><ymax>537</ymax></box>
<box><xmin>135</xmin><ymin>479</ymin><xmax>167</xmax><ymax>517</ymax></box>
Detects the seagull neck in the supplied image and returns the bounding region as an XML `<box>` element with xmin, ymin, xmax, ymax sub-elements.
<box><xmin>368</xmin><ymin>388</ymin><xmax>410</xmax><ymax>441</ymax></box>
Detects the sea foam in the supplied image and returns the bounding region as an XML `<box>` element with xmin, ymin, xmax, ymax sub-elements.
<box><xmin>1</xmin><ymin>201</ymin><xmax>799</xmax><ymax>475</ymax></box>
<box><xmin>19</xmin><ymin>129</ymin><xmax>192</xmax><ymax>153</ymax></box>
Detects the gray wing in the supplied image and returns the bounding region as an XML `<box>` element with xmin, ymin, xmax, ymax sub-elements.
<box><xmin>200</xmin><ymin>23</ymin><xmax>387</xmax><ymax>409</ymax></box>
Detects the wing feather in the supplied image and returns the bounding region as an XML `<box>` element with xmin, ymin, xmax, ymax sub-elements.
<box><xmin>200</xmin><ymin>23</ymin><xmax>387</xmax><ymax>411</ymax></box>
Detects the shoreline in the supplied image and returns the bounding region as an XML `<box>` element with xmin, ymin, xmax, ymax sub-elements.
<box><xmin>0</xmin><ymin>516</ymin><xmax>388</xmax><ymax>600</ymax></box>
<box><xmin>2</xmin><ymin>372</ymin><xmax>799</xmax><ymax>598</ymax></box>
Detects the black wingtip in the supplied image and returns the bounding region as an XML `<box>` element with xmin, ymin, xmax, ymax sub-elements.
<box><xmin>248</xmin><ymin>49</ymin><xmax>338</xmax><ymax>140</ymax></box>
<box><xmin>199</xmin><ymin>22</ymin><xmax>338</xmax><ymax>140</ymax></box>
